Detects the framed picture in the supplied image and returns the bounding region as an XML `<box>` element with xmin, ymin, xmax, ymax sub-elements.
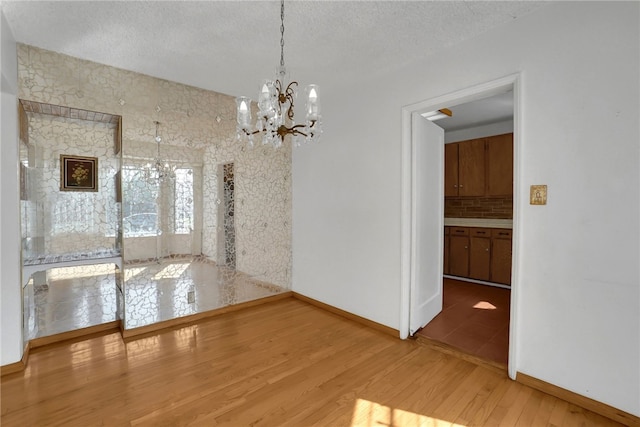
<box><xmin>60</xmin><ymin>155</ymin><xmax>98</xmax><ymax>192</ymax></box>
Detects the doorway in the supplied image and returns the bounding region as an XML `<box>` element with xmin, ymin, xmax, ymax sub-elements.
<box><xmin>419</xmin><ymin>93</ymin><xmax>514</xmax><ymax>365</ymax></box>
<box><xmin>400</xmin><ymin>74</ymin><xmax>520</xmax><ymax>379</ymax></box>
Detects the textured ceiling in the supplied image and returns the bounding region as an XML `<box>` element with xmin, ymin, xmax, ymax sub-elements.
<box><xmin>2</xmin><ymin>1</ymin><xmax>548</xmax><ymax>100</ymax></box>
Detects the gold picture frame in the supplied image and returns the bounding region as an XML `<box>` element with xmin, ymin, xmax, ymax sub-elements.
<box><xmin>60</xmin><ymin>155</ymin><xmax>98</xmax><ymax>192</ymax></box>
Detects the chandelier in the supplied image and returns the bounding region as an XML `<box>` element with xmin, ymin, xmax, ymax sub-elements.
<box><xmin>235</xmin><ymin>0</ymin><xmax>322</xmax><ymax>148</ymax></box>
<box><xmin>143</xmin><ymin>121</ymin><xmax>175</xmax><ymax>182</ymax></box>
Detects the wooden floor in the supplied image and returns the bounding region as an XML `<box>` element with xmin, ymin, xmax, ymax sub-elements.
<box><xmin>1</xmin><ymin>298</ymin><xmax>623</xmax><ymax>426</ymax></box>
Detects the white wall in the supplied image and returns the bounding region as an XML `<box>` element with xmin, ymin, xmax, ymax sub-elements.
<box><xmin>0</xmin><ymin>8</ymin><xmax>23</xmax><ymax>365</ymax></box>
<box><xmin>293</xmin><ymin>1</ymin><xmax>639</xmax><ymax>416</ymax></box>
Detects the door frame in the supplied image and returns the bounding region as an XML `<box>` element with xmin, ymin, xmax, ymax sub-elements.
<box><xmin>400</xmin><ymin>73</ymin><xmax>522</xmax><ymax>379</ymax></box>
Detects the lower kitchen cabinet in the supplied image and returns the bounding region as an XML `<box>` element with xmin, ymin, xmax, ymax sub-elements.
<box><xmin>469</xmin><ymin>228</ymin><xmax>491</xmax><ymax>281</ymax></box>
<box><xmin>444</xmin><ymin>226</ymin><xmax>512</xmax><ymax>286</ymax></box>
<box><xmin>443</xmin><ymin>227</ymin><xmax>450</xmax><ymax>274</ymax></box>
<box><xmin>490</xmin><ymin>229</ymin><xmax>512</xmax><ymax>285</ymax></box>
<box><xmin>449</xmin><ymin>227</ymin><xmax>469</xmax><ymax>277</ymax></box>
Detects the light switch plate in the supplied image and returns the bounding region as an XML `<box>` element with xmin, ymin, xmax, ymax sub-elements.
<box><xmin>530</xmin><ymin>185</ymin><xmax>547</xmax><ymax>205</ymax></box>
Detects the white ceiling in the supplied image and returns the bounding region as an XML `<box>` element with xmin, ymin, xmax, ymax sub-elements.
<box><xmin>436</xmin><ymin>91</ymin><xmax>514</xmax><ymax>131</ymax></box>
<box><xmin>2</xmin><ymin>0</ymin><xmax>546</xmax><ymax>129</ymax></box>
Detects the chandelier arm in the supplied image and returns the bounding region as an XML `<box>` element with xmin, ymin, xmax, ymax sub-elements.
<box><xmin>285</xmin><ymin>98</ymin><xmax>295</xmax><ymax>121</ymax></box>
<box><xmin>284</xmin><ymin>81</ymin><xmax>298</xmax><ymax>94</ymax></box>
<box><xmin>276</xmin><ymin>123</ymin><xmax>309</xmax><ymax>138</ymax></box>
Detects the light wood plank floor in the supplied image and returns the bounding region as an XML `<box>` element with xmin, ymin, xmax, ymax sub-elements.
<box><xmin>1</xmin><ymin>298</ymin><xmax>623</xmax><ymax>426</ymax></box>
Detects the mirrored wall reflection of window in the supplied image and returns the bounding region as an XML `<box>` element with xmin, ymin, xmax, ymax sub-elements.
<box><xmin>121</xmin><ymin>140</ymin><xmax>204</xmax><ymax>264</ymax></box>
<box><xmin>122</xmin><ymin>165</ymin><xmax>160</xmax><ymax>237</ymax></box>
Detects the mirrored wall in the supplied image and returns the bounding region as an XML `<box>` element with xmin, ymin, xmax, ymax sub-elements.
<box><xmin>19</xmin><ymin>100</ymin><xmax>123</xmax><ymax>341</ymax></box>
<box><xmin>18</xmin><ymin>44</ymin><xmax>292</xmax><ymax>341</ymax></box>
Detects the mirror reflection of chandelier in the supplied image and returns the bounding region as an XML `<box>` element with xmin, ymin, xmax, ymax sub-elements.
<box><xmin>143</xmin><ymin>121</ymin><xmax>175</xmax><ymax>183</ymax></box>
<box><xmin>235</xmin><ymin>0</ymin><xmax>322</xmax><ymax>149</ymax></box>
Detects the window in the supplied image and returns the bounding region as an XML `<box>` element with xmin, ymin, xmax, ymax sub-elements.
<box><xmin>122</xmin><ymin>166</ymin><xmax>159</xmax><ymax>237</ymax></box>
<box><xmin>119</xmin><ymin>165</ymin><xmax>194</xmax><ymax>237</ymax></box>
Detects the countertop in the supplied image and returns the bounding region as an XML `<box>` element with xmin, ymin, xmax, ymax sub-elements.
<box><xmin>444</xmin><ymin>218</ymin><xmax>513</xmax><ymax>229</ymax></box>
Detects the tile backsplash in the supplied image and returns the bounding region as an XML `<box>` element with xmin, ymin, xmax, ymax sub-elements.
<box><xmin>444</xmin><ymin>196</ymin><xmax>513</xmax><ymax>219</ymax></box>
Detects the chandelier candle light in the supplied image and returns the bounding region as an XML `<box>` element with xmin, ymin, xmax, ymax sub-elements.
<box><xmin>236</xmin><ymin>0</ymin><xmax>322</xmax><ymax>148</ymax></box>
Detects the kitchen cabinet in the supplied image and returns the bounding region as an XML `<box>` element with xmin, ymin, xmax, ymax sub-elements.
<box><xmin>444</xmin><ymin>139</ymin><xmax>485</xmax><ymax>197</ymax></box>
<box><xmin>444</xmin><ymin>133</ymin><xmax>513</xmax><ymax>197</ymax></box>
<box><xmin>490</xmin><ymin>229</ymin><xmax>512</xmax><ymax>285</ymax></box>
<box><xmin>443</xmin><ymin>227</ymin><xmax>450</xmax><ymax>274</ymax></box>
<box><xmin>448</xmin><ymin>227</ymin><xmax>469</xmax><ymax>277</ymax></box>
<box><xmin>469</xmin><ymin>228</ymin><xmax>491</xmax><ymax>281</ymax></box>
<box><xmin>487</xmin><ymin>133</ymin><xmax>513</xmax><ymax>196</ymax></box>
<box><xmin>444</xmin><ymin>226</ymin><xmax>512</xmax><ymax>286</ymax></box>
<box><xmin>444</xmin><ymin>143</ymin><xmax>459</xmax><ymax>197</ymax></box>
<box><xmin>458</xmin><ymin>138</ymin><xmax>486</xmax><ymax>196</ymax></box>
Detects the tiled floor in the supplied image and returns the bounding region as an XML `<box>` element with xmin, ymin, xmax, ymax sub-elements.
<box><xmin>416</xmin><ymin>278</ymin><xmax>510</xmax><ymax>365</ymax></box>
<box><xmin>25</xmin><ymin>258</ymin><xmax>286</xmax><ymax>339</ymax></box>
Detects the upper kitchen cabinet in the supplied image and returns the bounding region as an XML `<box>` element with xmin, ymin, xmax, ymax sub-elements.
<box><xmin>458</xmin><ymin>138</ymin><xmax>486</xmax><ymax>196</ymax></box>
<box><xmin>444</xmin><ymin>133</ymin><xmax>513</xmax><ymax>198</ymax></box>
<box><xmin>444</xmin><ymin>143</ymin><xmax>459</xmax><ymax>197</ymax></box>
<box><xmin>444</xmin><ymin>139</ymin><xmax>485</xmax><ymax>197</ymax></box>
<box><xmin>486</xmin><ymin>133</ymin><xmax>513</xmax><ymax>196</ymax></box>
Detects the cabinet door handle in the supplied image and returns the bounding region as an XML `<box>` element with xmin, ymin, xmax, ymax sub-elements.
<box><xmin>454</xmin><ymin>184</ymin><xmax>458</xmax><ymax>188</ymax></box>
<box><xmin>459</xmin><ymin>184</ymin><xmax>464</xmax><ymax>188</ymax></box>
<box><xmin>499</xmin><ymin>232</ymin><xmax>509</xmax><ymax>236</ymax></box>
<box><xmin>485</xmin><ymin>248</ymin><xmax>489</xmax><ymax>251</ymax></box>
<box><xmin>477</xmin><ymin>231</ymin><xmax>486</xmax><ymax>234</ymax></box>
<box><xmin>464</xmin><ymin>246</ymin><xmax>468</xmax><ymax>249</ymax></box>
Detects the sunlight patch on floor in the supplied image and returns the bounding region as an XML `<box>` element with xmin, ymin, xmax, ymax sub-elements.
<box><xmin>124</xmin><ymin>266</ymin><xmax>148</xmax><ymax>280</ymax></box>
<box><xmin>47</xmin><ymin>264</ymin><xmax>115</xmax><ymax>280</ymax></box>
<box><xmin>473</xmin><ymin>301</ymin><xmax>496</xmax><ymax>310</ymax></box>
<box><xmin>351</xmin><ymin>398</ymin><xmax>466</xmax><ymax>427</ymax></box>
<box><xmin>153</xmin><ymin>262</ymin><xmax>190</xmax><ymax>280</ymax></box>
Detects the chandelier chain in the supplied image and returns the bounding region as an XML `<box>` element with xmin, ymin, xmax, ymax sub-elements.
<box><xmin>280</xmin><ymin>0</ymin><xmax>285</xmax><ymax>68</ymax></box>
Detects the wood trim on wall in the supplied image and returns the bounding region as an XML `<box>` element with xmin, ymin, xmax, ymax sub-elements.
<box><xmin>516</xmin><ymin>372</ymin><xmax>640</xmax><ymax>427</ymax></box>
<box><xmin>292</xmin><ymin>292</ymin><xmax>399</xmax><ymax>338</ymax></box>
<box><xmin>29</xmin><ymin>321</ymin><xmax>121</xmax><ymax>350</ymax></box>
<box><xmin>122</xmin><ymin>291</ymin><xmax>294</xmax><ymax>340</ymax></box>
<box><xmin>0</xmin><ymin>343</ymin><xmax>30</xmax><ymax>377</ymax></box>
